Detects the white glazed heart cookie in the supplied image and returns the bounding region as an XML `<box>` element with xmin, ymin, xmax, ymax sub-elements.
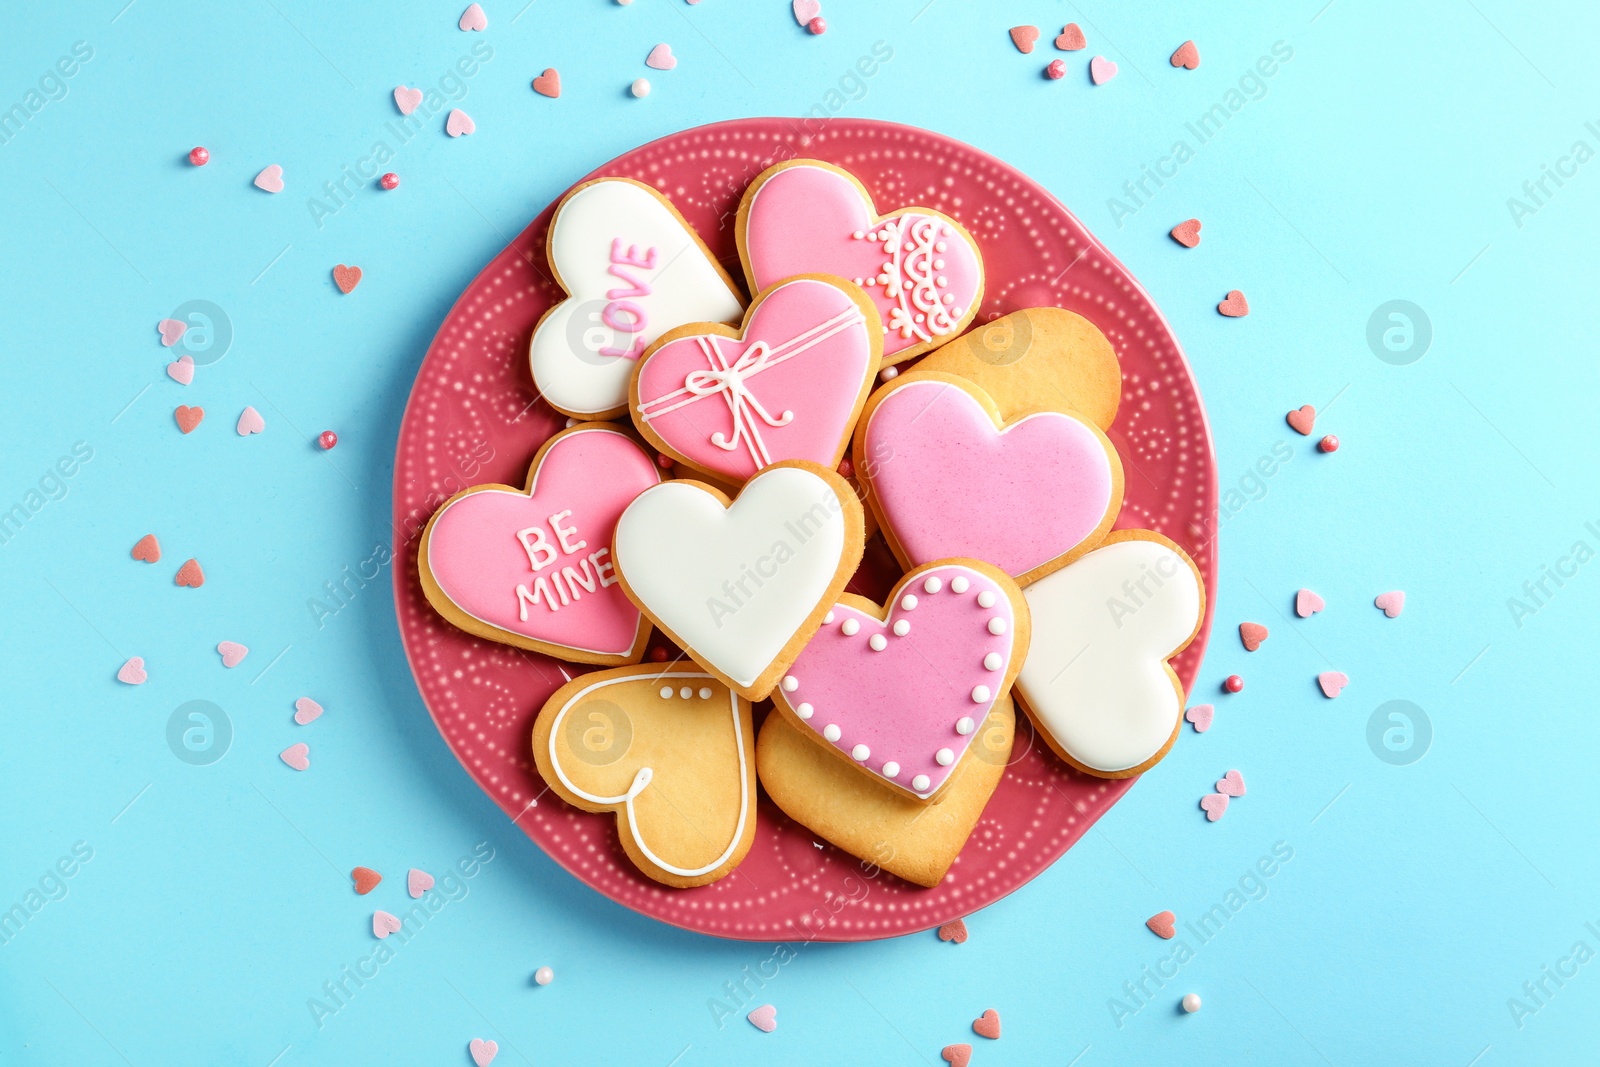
<box><xmin>1013</xmin><ymin>531</ymin><xmax>1205</xmax><ymax>778</ymax></box>
<box><xmin>529</xmin><ymin>177</ymin><xmax>746</xmax><ymax>419</ymax></box>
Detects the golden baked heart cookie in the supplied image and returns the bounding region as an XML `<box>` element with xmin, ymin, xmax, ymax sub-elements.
<box><xmin>756</xmin><ymin>695</ymin><xmax>1015</xmax><ymax>888</ymax></box>
<box><xmin>532</xmin><ymin>663</ymin><xmax>757</xmax><ymax>887</ymax></box>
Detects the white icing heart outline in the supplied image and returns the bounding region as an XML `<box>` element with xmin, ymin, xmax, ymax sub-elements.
<box><xmin>528</xmin><ymin>178</ymin><xmax>744</xmax><ymax>417</ymax></box>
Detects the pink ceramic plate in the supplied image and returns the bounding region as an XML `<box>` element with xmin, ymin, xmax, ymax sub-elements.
<box><xmin>393</xmin><ymin>119</ymin><xmax>1218</xmax><ymax>941</ymax></box>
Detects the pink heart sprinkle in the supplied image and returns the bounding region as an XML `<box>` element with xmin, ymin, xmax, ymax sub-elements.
<box><xmin>446</xmin><ymin>108</ymin><xmax>475</xmax><ymax>137</ymax></box>
<box><xmin>393</xmin><ymin>85</ymin><xmax>423</xmax><ymax>115</ymax></box>
<box><xmin>280</xmin><ymin>743</ymin><xmax>310</xmax><ymax>771</ymax></box>
<box><xmin>469</xmin><ymin>1038</ymin><xmax>498</xmax><ymax>1066</ymax></box>
<box><xmin>236</xmin><ymin>406</ymin><xmax>265</xmax><ymax>436</ymax></box>
<box><xmin>792</xmin><ymin>0</ymin><xmax>820</xmax><ymax>25</ymax></box>
<box><xmin>157</xmin><ymin>319</ymin><xmax>188</xmax><ymax>346</ymax></box>
<box><xmin>1200</xmin><ymin>792</ymin><xmax>1229</xmax><ymax>821</ymax></box>
<box><xmin>1185</xmin><ymin>703</ymin><xmax>1214</xmax><ymax>732</ymax></box>
<box><xmin>646</xmin><ymin>43</ymin><xmax>677</xmax><ymax>70</ymax></box>
<box><xmin>1216</xmin><ymin>769</ymin><xmax>1246</xmax><ymax>797</ymax></box>
<box><xmin>1090</xmin><ymin>55</ymin><xmax>1118</xmax><ymax>84</ymax></box>
<box><xmin>166</xmin><ymin>355</ymin><xmax>195</xmax><ymax>385</ymax></box>
<box><xmin>1375</xmin><ymin>591</ymin><xmax>1405</xmax><ymax>618</ymax></box>
<box><xmin>117</xmin><ymin>657</ymin><xmax>147</xmax><ymax>685</ymax></box>
<box><xmin>253</xmin><ymin>164</ymin><xmax>284</xmax><ymax>193</ymax></box>
<box><xmin>747</xmin><ymin>1004</ymin><xmax>777</xmax><ymax>1033</ymax></box>
<box><xmin>1318</xmin><ymin>671</ymin><xmax>1349</xmax><ymax>699</ymax></box>
<box><xmin>373</xmin><ymin>909</ymin><xmax>402</xmax><ymax>938</ymax></box>
<box><xmin>1296</xmin><ymin>588</ymin><xmax>1325</xmax><ymax>617</ymax></box>
<box><xmin>217</xmin><ymin>641</ymin><xmax>248</xmax><ymax>668</ymax></box>
<box><xmin>458</xmin><ymin>3</ymin><xmax>487</xmax><ymax>31</ymax></box>
<box><xmin>408</xmin><ymin>868</ymin><xmax>435</xmax><ymax>898</ymax></box>
<box><xmin>293</xmin><ymin>697</ymin><xmax>323</xmax><ymax>725</ymax></box>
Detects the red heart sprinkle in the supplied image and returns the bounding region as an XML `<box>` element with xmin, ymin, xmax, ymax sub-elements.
<box><xmin>175</xmin><ymin>558</ymin><xmax>204</xmax><ymax>587</ymax></box>
<box><xmin>1286</xmin><ymin>405</ymin><xmax>1316</xmax><ymax>435</ymax></box>
<box><xmin>942</xmin><ymin>1044</ymin><xmax>972</xmax><ymax>1067</ymax></box>
<box><xmin>1171</xmin><ymin>40</ymin><xmax>1200</xmax><ymax>69</ymax></box>
<box><xmin>1146</xmin><ymin>910</ymin><xmax>1176</xmax><ymax>939</ymax></box>
<box><xmin>1200</xmin><ymin>792</ymin><xmax>1230</xmax><ymax>821</ymax></box>
<box><xmin>352</xmin><ymin>867</ymin><xmax>382</xmax><ymax>895</ymax></box>
<box><xmin>1218</xmin><ymin>290</ymin><xmax>1249</xmax><ymax>317</ymax></box>
<box><xmin>1216</xmin><ymin>769</ymin><xmax>1246</xmax><ymax>796</ymax></box>
<box><xmin>533</xmin><ymin>68</ymin><xmax>561</xmax><ymax>98</ymax></box>
<box><xmin>1170</xmin><ymin>218</ymin><xmax>1201</xmax><ymax>247</ymax></box>
<box><xmin>333</xmin><ymin>265</ymin><xmax>362</xmax><ymax>294</ymax></box>
<box><xmin>131</xmin><ymin>533</ymin><xmax>161</xmax><ymax>563</ymax></box>
<box><xmin>1296</xmin><ymin>588</ymin><xmax>1325</xmax><ymax>617</ymax></box>
<box><xmin>1009</xmin><ymin>25</ymin><xmax>1040</xmax><ymax>54</ymax></box>
<box><xmin>937</xmin><ymin>918</ymin><xmax>969</xmax><ymax>943</ymax></box>
<box><xmin>174</xmin><ymin>405</ymin><xmax>204</xmax><ymax>434</ymax></box>
<box><xmin>972</xmin><ymin>1009</ymin><xmax>1001</xmax><ymax>1040</ymax></box>
<box><xmin>1055</xmin><ymin>23</ymin><xmax>1086</xmax><ymax>50</ymax></box>
<box><xmin>1318</xmin><ymin>671</ymin><xmax>1349</xmax><ymax>699</ymax></box>
<box><xmin>1239</xmin><ymin>622</ymin><xmax>1268</xmax><ymax>651</ymax></box>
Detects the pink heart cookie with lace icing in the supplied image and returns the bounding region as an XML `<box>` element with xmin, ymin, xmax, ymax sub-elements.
<box><xmin>419</xmin><ymin>424</ymin><xmax>661</xmax><ymax>664</ymax></box>
<box><xmin>632</xmin><ymin>276</ymin><xmax>880</xmax><ymax>484</ymax></box>
<box><xmin>739</xmin><ymin>160</ymin><xmax>984</xmax><ymax>365</ymax></box>
<box><xmin>772</xmin><ymin>560</ymin><xmax>1028</xmax><ymax>800</ymax></box>
<box><xmin>855</xmin><ymin>373</ymin><xmax>1123</xmax><ymax>586</ymax></box>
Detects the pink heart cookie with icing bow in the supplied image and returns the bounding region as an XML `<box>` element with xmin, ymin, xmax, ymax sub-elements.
<box><xmin>773</xmin><ymin>561</ymin><xmax>1028</xmax><ymax>800</ymax></box>
<box><xmin>632</xmin><ymin>276</ymin><xmax>880</xmax><ymax>484</ymax></box>
<box><xmin>419</xmin><ymin>424</ymin><xmax>661</xmax><ymax>664</ymax></box>
<box><xmin>856</xmin><ymin>373</ymin><xmax>1123</xmax><ymax>586</ymax></box>
<box><xmin>739</xmin><ymin>160</ymin><xmax>984</xmax><ymax>365</ymax></box>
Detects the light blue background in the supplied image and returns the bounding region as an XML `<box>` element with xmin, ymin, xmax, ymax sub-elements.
<box><xmin>2</xmin><ymin>1</ymin><xmax>1596</xmax><ymax>1063</ymax></box>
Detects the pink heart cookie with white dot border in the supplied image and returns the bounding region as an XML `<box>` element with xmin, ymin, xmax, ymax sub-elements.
<box><xmin>772</xmin><ymin>559</ymin><xmax>1029</xmax><ymax>800</ymax></box>
<box><xmin>738</xmin><ymin>159</ymin><xmax>984</xmax><ymax>365</ymax></box>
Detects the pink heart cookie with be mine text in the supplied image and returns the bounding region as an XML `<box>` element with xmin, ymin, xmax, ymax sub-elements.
<box><xmin>774</xmin><ymin>562</ymin><xmax>1022</xmax><ymax>800</ymax></box>
<box><xmin>741</xmin><ymin>161</ymin><xmax>983</xmax><ymax>363</ymax></box>
<box><xmin>858</xmin><ymin>375</ymin><xmax>1122</xmax><ymax>584</ymax></box>
<box><xmin>634</xmin><ymin>277</ymin><xmax>878</xmax><ymax>484</ymax></box>
<box><xmin>421</xmin><ymin>426</ymin><xmax>660</xmax><ymax>663</ymax></box>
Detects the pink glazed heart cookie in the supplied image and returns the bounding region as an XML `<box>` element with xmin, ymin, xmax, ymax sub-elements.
<box><xmin>632</xmin><ymin>275</ymin><xmax>881</xmax><ymax>484</ymax></box>
<box><xmin>737</xmin><ymin>160</ymin><xmax>983</xmax><ymax>366</ymax></box>
<box><xmin>854</xmin><ymin>373</ymin><xmax>1123</xmax><ymax>586</ymax></box>
<box><xmin>419</xmin><ymin>423</ymin><xmax>661</xmax><ymax>665</ymax></box>
<box><xmin>773</xmin><ymin>560</ymin><xmax>1028</xmax><ymax>800</ymax></box>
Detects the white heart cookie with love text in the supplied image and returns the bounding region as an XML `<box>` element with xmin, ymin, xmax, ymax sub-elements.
<box><xmin>529</xmin><ymin>178</ymin><xmax>745</xmax><ymax>418</ymax></box>
<box><xmin>1014</xmin><ymin>533</ymin><xmax>1205</xmax><ymax>777</ymax></box>
<box><xmin>612</xmin><ymin>462</ymin><xmax>861</xmax><ymax>700</ymax></box>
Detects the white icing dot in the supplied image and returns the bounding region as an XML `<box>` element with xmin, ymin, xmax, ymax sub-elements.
<box><xmin>911</xmin><ymin>774</ymin><xmax>931</xmax><ymax>792</ymax></box>
<box><xmin>880</xmin><ymin>367</ymin><xmax>899</xmax><ymax>382</ymax></box>
<box><xmin>971</xmin><ymin>685</ymin><xmax>991</xmax><ymax>703</ymax></box>
<box><xmin>852</xmin><ymin>230</ymin><xmax>864</xmax><ymax>239</ymax></box>
<box><xmin>851</xmin><ymin>744</ymin><xmax>870</xmax><ymax>761</ymax></box>
<box><xmin>782</xmin><ymin>676</ymin><xmax>799</xmax><ymax>693</ymax></box>
<box><xmin>934</xmin><ymin>259</ymin><xmax>945</xmax><ymax>270</ymax></box>
<box><xmin>698</xmin><ymin>687</ymin><xmax>712</xmax><ymax>699</ymax></box>
<box><xmin>893</xmin><ymin>620</ymin><xmax>910</xmax><ymax>637</ymax></box>
<box><xmin>659</xmin><ymin>686</ymin><xmax>673</xmax><ymax>699</ymax></box>
<box><xmin>852</xmin><ymin>277</ymin><xmax>864</xmax><ymax>286</ymax></box>
<box><xmin>936</xmin><ymin>276</ymin><xmax>947</xmax><ymax>287</ymax></box>
<box><xmin>869</xmin><ymin>634</ymin><xmax>887</xmax><ymax>651</ymax></box>
<box><xmin>630</xmin><ymin>77</ymin><xmax>651</xmax><ymax>97</ymax></box>
<box><xmin>956</xmin><ymin>716</ymin><xmax>975</xmax><ymax>735</ymax></box>
<box><xmin>797</xmin><ymin>702</ymin><xmax>813</xmax><ymax>719</ymax></box>
<box><xmin>823</xmin><ymin>723</ymin><xmax>841</xmax><ymax>742</ymax></box>
<box><xmin>841</xmin><ymin>618</ymin><xmax>859</xmax><ymax>636</ymax></box>
<box><xmin>923</xmin><ymin>576</ymin><xmax>943</xmax><ymax>594</ymax></box>
<box><xmin>977</xmin><ymin>590</ymin><xmax>997</xmax><ymax>608</ymax></box>
<box><xmin>935</xmin><ymin>748</ymin><xmax>954</xmax><ymax>766</ymax></box>
<box><xmin>679</xmin><ymin>686</ymin><xmax>692</xmax><ymax>699</ymax></box>
<box><xmin>944</xmin><ymin>294</ymin><xmax>956</xmax><ymax>305</ymax></box>
<box><xmin>900</xmin><ymin>594</ymin><xmax>918</xmax><ymax>611</ymax></box>
<box><xmin>983</xmin><ymin>652</ymin><xmax>1003</xmax><ymax>671</ymax></box>
<box><xmin>988</xmin><ymin>617</ymin><xmax>1008</xmax><ymax>635</ymax></box>
<box><xmin>882</xmin><ymin>761</ymin><xmax>900</xmax><ymax>778</ymax></box>
<box><xmin>950</xmin><ymin>576</ymin><xmax>969</xmax><ymax>594</ymax></box>
<box><xmin>936</xmin><ymin>241</ymin><xmax>948</xmax><ymax>252</ymax></box>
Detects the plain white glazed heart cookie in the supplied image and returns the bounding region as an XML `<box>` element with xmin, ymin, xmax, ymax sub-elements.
<box><xmin>528</xmin><ymin>178</ymin><xmax>745</xmax><ymax>418</ymax></box>
<box><xmin>611</xmin><ymin>461</ymin><xmax>862</xmax><ymax>700</ymax></box>
<box><xmin>1013</xmin><ymin>532</ymin><xmax>1204</xmax><ymax>777</ymax></box>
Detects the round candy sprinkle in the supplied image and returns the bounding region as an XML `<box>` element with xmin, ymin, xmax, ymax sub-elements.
<box><xmin>631</xmin><ymin>77</ymin><xmax>651</xmax><ymax>98</ymax></box>
<box><xmin>1223</xmin><ymin>674</ymin><xmax>1244</xmax><ymax>693</ymax></box>
<box><xmin>808</xmin><ymin>16</ymin><xmax>826</xmax><ymax>34</ymax></box>
<box><xmin>649</xmin><ymin>647</ymin><xmax>668</xmax><ymax>663</ymax></box>
<box><xmin>379</xmin><ymin>172</ymin><xmax>400</xmax><ymax>190</ymax></box>
<box><xmin>188</xmin><ymin>146</ymin><xmax>210</xmax><ymax>166</ymax></box>
<box><xmin>1046</xmin><ymin>59</ymin><xmax>1066</xmax><ymax>79</ymax></box>
<box><xmin>880</xmin><ymin>366</ymin><xmax>899</xmax><ymax>382</ymax></box>
<box><xmin>535</xmin><ymin>966</ymin><xmax>554</xmax><ymax>986</ymax></box>
<box><xmin>656</xmin><ymin>452</ymin><xmax>674</xmax><ymax>469</ymax></box>
<box><xmin>1182</xmin><ymin>993</ymin><xmax>1202</xmax><ymax>1013</ymax></box>
<box><xmin>318</xmin><ymin>430</ymin><xmax>338</xmax><ymax>450</ymax></box>
<box><xmin>1319</xmin><ymin>434</ymin><xmax>1340</xmax><ymax>453</ymax></box>
<box><xmin>837</xmin><ymin>456</ymin><xmax>854</xmax><ymax>478</ymax></box>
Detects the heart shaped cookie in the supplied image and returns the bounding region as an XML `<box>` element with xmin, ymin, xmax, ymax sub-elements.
<box><xmin>420</xmin><ymin>424</ymin><xmax>661</xmax><ymax>664</ymax></box>
<box><xmin>1014</xmin><ymin>532</ymin><xmax>1205</xmax><ymax>777</ymax></box>
<box><xmin>757</xmin><ymin>694</ymin><xmax>1014</xmax><ymax>888</ymax></box>
<box><xmin>611</xmin><ymin>461</ymin><xmax>863</xmax><ymax>700</ymax></box>
<box><xmin>855</xmin><ymin>373</ymin><xmax>1122</xmax><ymax>586</ymax></box>
<box><xmin>633</xmin><ymin>276</ymin><xmax>880</xmax><ymax>484</ymax></box>
<box><xmin>772</xmin><ymin>560</ymin><xmax>1028</xmax><ymax>800</ymax></box>
<box><xmin>532</xmin><ymin>664</ymin><xmax>757</xmax><ymax>887</ymax></box>
<box><xmin>529</xmin><ymin>178</ymin><xmax>745</xmax><ymax>418</ymax></box>
<box><xmin>738</xmin><ymin>160</ymin><xmax>983</xmax><ymax>365</ymax></box>
<box><xmin>906</xmin><ymin>307</ymin><xmax>1122</xmax><ymax>431</ymax></box>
